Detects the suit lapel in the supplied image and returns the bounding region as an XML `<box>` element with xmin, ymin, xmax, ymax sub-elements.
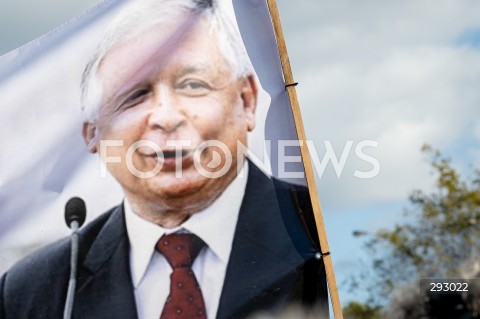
<box><xmin>73</xmin><ymin>205</ymin><xmax>138</xmax><ymax>319</ymax></box>
<box><xmin>216</xmin><ymin>164</ymin><xmax>306</xmax><ymax>319</ymax></box>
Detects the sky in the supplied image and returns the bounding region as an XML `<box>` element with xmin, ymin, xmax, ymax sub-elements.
<box><xmin>277</xmin><ymin>0</ymin><xmax>480</xmax><ymax>303</ymax></box>
<box><xmin>1</xmin><ymin>0</ymin><xmax>480</xmax><ymax>306</ymax></box>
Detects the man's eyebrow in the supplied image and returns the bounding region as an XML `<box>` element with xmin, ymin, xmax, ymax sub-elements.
<box><xmin>177</xmin><ymin>65</ymin><xmax>209</xmax><ymax>77</ymax></box>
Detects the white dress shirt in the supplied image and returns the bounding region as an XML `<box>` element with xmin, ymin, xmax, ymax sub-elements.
<box><xmin>124</xmin><ymin>162</ymin><xmax>248</xmax><ymax>319</ymax></box>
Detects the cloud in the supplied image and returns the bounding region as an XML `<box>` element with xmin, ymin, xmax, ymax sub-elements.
<box><xmin>277</xmin><ymin>0</ymin><xmax>480</xmax><ymax>211</ymax></box>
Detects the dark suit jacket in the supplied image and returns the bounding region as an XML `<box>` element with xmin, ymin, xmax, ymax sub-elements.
<box><xmin>0</xmin><ymin>163</ymin><xmax>328</xmax><ymax>319</ymax></box>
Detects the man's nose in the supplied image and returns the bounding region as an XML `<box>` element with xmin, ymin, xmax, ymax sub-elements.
<box><xmin>148</xmin><ymin>85</ymin><xmax>186</xmax><ymax>133</ymax></box>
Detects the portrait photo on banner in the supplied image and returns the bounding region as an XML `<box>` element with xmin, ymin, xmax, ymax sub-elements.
<box><xmin>0</xmin><ymin>0</ymin><xmax>329</xmax><ymax>318</ymax></box>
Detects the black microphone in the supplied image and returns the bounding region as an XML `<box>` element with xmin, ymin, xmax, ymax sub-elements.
<box><xmin>65</xmin><ymin>197</ymin><xmax>86</xmax><ymax>229</ymax></box>
<box><xmin>63</xmin><ymin>197</ymin><xmax>86</xmax><ymax>319</ymax></box>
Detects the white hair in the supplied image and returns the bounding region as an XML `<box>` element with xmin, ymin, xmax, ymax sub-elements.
<box><xmin>80</xmin><ymin>0</ymin><xmax>252</xmax><ymax>121</ymax></box>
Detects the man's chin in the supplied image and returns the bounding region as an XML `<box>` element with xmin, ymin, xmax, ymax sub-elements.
<box><xmin>146</xmin><ymin>173</ymin><xmax>209</xmax><ymax>198</ymax></box>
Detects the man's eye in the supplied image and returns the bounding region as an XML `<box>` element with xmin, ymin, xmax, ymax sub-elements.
<box><xmin>177</xmin><ymin>80</ymin><xmax>212</xmax><ymax>96</ymax></box>
<box><xmin>127</xmin><ymin>89</ymin><xmax>150</xmax><ymax>102</ymax></box>
<box><xmin>118</xmin><ymin>89</ymin><xmax>150</xmax><ymax>109</ymax></box>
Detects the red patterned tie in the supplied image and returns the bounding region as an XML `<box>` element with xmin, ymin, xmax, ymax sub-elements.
<box><xmin>156</xmin><ymin>233</ymin><xmax>207</xmax><ymax>319</ymax></box>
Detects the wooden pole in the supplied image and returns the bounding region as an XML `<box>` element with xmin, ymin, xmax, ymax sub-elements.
<box><xmin>266</xmin><ymin>1</ymin><xmax>344</xmax><ymax>318</ymax></box>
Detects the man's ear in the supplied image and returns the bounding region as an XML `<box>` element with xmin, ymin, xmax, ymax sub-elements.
<box><xmin>240</xmin><ymin>74</ymin><xmax>258</xmax><ymax>132</ymax></box>
<box><xmin>82</xmin><ymin>122</ymin><xmax>99</xmax><ymax>153</ymax></box>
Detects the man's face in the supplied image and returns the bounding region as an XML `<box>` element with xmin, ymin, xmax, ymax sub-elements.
<box><xmin>83</xmin><ymin>14</ymin><xmax>257</xmax><ymax>213</ymax></box>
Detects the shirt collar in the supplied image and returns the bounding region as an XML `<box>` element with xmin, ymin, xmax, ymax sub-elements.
<box><xmin>125</xmin><ymin>161</ymin><xmax>249</xmax><ymax>287</ymax></box>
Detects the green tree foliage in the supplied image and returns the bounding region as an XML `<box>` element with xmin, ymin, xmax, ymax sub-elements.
<box><xmin>343</xmin><ymin>301</ymin><xmax>382</xmax><ymax>319</ymax></box>
<box><xmin>360</xmin><ymin>145</ymin><xmax>480</xmax><ymax>304</ymax></box>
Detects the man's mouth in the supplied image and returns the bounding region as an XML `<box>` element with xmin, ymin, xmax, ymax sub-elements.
<box><xmin>141</xmin><ymin>148</ymin><xmax>191</xmax><ymax>159</ymax></box>
<box><xmin>141</xmin><ymin>148</ymin><xmax>195</xmax><ymax>171</ymax></box>
<box><xmin>160</xmin><ymin>149</ymin><xmax>191</xmax><ymax>159</ymax></box>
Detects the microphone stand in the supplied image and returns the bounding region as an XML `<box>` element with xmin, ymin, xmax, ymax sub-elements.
<box><xmin>63</xmin><ymin>220</ymin><xmax>79</xmax><ymax>319</ymax></box>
